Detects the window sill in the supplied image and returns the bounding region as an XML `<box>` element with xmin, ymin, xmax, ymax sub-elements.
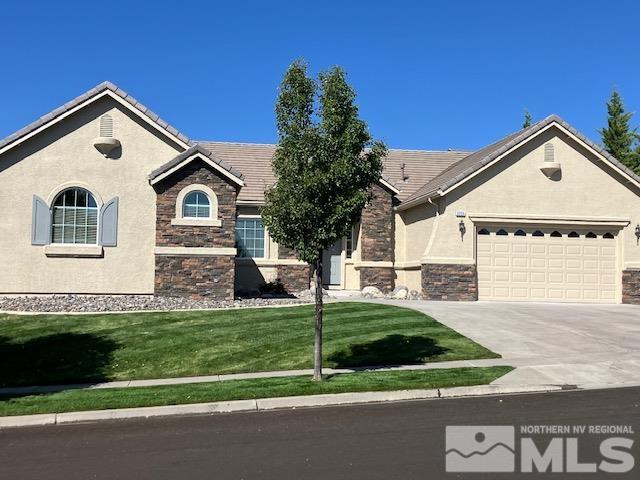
<box><xmin>44</xmin><ymin>244</ymin><xmax>104</xmax><ymax>258</ymax></box>
<box><xmin>171</xmin><ymin>218</ymin><xmax>222</xmax><ymax>227</ymax></box>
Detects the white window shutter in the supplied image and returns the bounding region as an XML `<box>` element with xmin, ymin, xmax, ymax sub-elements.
<box><xmin>31</xmin><ymin>195</ymin><xmax>51</xmax><ymax>245</ymax></box>
<box><xmin>99</xmin><ymin>197</ymin><xmax>119</xmax><ymax>246</ymax></box>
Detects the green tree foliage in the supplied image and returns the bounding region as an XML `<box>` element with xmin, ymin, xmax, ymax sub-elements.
<box><xmin>600</xmin><ymin>90</ymin><xmax>640</xmax><ymax>173</ymax></box>
<box><xmin>522</xmin><ymin>109</ymin><xmax>533</xmax><ymax>129</ymax></box>
<box><xmin>262</xmin><ymin>60</ymin><xmax>386</xmax><ymax>380</ymax></box>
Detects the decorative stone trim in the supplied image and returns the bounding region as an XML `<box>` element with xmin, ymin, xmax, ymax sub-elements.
<box><xmin>359</xmin><ymin>267</ymin><xmax>395</xmax><ymax>293</ymax></box>
<box><xmin>421</xmin><ymin>263</ymin><xmax>477</xmax><ymax>301</ymax></box>
<box><xmin>622</xmin><ymin>269</ymin><xmax>640</xmax><ymax>304</ymax></box>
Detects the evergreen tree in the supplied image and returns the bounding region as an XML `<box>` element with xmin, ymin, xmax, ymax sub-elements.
<box><xmin>262</xmin><ymin>60</ymin><xmax>386</xmax><ymax>381</ymax></box>
<box><xmin>600</xmin><ymin>90</ymin><xmax>640</xmax><ymax>173</ymax></box>
<box><xmin>523</xmin><ymin>109</ymin><xmax>533</xmax><ymax>129</ymax></box>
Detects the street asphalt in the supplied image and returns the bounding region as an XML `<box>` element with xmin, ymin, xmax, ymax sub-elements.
<box><xmin>1</xmin><ymin>387</ymin><xmax>638</xmax><ymax>479</ymax></box>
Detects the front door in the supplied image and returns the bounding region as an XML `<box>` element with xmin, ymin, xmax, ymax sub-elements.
<box><xmin>322</xmin><ymin>240</ymin><xmax>342</xmax><ymax>286</ymax></box>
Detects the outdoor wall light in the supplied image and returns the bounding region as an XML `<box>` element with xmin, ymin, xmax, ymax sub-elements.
<box><xmin>635</xmin><ymin>224</ymin><xmax>640</xmax><ymax>244</ymax></box>
<box><xmin>459</xmin><ymin>219</ymin><xmax>466</xmax><ymax>238</ymax></box>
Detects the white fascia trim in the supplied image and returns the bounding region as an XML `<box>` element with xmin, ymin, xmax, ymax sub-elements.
<box><xmin>379</xmin><ymin>178</ymin><xmax>400</xmax><ymax>194</ymax></box>
<box><xmin>468</xmin><ymin>213</ymin><xmax>630</xmax><ymax>227</ymax></box>
<box><xmin>150</xmin><ymin>153</ymin><xmax>244</xmax><ymax>188</ymax></box>
<box><xmin>420</xmin><ymin>257</ymin><xmax>476</xmax><ymax>265</ymax></box>
<box><xmin>0</xmin><ymin>90</ymin><xmax>190</xmax><ymax>157</ymax></box>
<box><xmin>154</xmin><ymin>247</ymin><xmax>237</xmax><ymax>256</ymax></box>
<box><xmin>353</xmin><ymin>261</ymin><xmax>394</xmax><ymax>269</ymax></box>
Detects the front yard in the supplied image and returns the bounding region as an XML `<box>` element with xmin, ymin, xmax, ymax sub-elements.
<box><xmin>0</xmin><ymin>302</ymin><xmax>499</xmax><ymax>387</ymax></box>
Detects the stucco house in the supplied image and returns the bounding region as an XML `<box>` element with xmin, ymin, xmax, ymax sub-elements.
<box><xmin>2</xmin><ymin>81</ymin><xmax>640</xmax><ymax>304</ymax></box>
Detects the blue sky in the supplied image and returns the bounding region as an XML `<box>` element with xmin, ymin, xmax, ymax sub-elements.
<box><xmin>1</xmin><ymin>0</ymin><xmax>638</xmax><ymax>151</ymax></box>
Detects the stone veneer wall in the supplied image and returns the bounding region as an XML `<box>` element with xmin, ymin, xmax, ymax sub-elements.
<box><xmin>277</xmin><ymin>245</ymin><xmax>311</xmax><ymax>293</ymax></box>
<box><xmin>359</xmin><ymin>184</ymin><xmax>395</xmax><ymax>292</ymax></box>
<box><xmin>153</xmin><ymin>159</ymin><xmax>237</xmax><ymax>300</ymax></box>
<box><xmin>622</xmin><ymin>269</ymin><xmax>640</xmax><ymax>304</ymax></box>
<box><xmin>421</xmin><ymin>264</ymin><xmax>477</xmax><ymax>301</ymax></box>
<box><xmin>155</xmin><ymin>256</ymin><xmax>235</xmax><ymax>299</ymax></box>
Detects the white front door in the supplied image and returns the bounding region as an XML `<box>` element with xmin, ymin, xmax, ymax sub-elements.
<box><xmin>477</xmin><ymin>227</ymin><xmax>618</xmax><ymax>303</ymax></box>
<box><xmin>322</xmin><ymin>240</ymin><xmax>342</xmax><ymax>285</ymax></box>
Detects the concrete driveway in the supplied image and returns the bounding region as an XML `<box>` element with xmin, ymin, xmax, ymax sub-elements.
<box><xmin>360</xmin><ymin>299</ymin><xmax>640</xmax><ymax>388</ymax></box>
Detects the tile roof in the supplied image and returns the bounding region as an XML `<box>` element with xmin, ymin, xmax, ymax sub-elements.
<box><xmin>0</xmin><ymin>81</ymin><xmax>194</xmax><ymax>152</ymax></box>
<box><xmin>148</xmin><ymin>144</ymin><xmax>245</xmax><ymax>185</ymax></box>
<box><xmin>199</xmin><ymin>141</ymin><xmax>469</xmax><ymax>203</ymax></box>
<box><xmin>399</xmin><ymin>114</ymin><xmax>640</xmax><ymax>209</ymax></box>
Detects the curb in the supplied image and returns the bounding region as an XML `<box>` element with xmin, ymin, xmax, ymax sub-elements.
<box><xmin>0</xmin><ymin>384</ymin><xmax>563</xmax><ymax>429</ymax></box>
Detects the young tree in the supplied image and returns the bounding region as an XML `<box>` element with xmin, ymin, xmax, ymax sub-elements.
<box><xmin>262</xmin><ymin>61</ymin><xmax>386</xmax><ymax>381</ymax></box>
<box><xmin>522</xmin><ymin>109</ymin><xmax>533</xmax><ymax>129</ymax></box>
<box><xmin>600</xmin><ymin>90</ymin><xmax>640</xmax><ymax>173</ymax></box>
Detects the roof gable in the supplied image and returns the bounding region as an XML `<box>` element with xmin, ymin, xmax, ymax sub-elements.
<box><xmin>398</xmin><ymin>115</ymin><xmax>640</xmax><ymax>210</ymax></box>
<box><xmin>148</xmin><ymin>144</ymin><xmax>245</xmax><ymax>187</ymax></box>
<box><xmin>0</xmin><ymin>81</ymin><xmax>193</xmax><ymax>156</ymax></box>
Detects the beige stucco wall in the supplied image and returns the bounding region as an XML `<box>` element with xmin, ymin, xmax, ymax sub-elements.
<box><xmin>0</xmin><ymin>97</ymin><xmax>183</xmax><ymax>294</ymax></box>
<box><xmin>395</xmin><ymin>125</ymin><xmax>640</xmax><ymax>299</ymax></box>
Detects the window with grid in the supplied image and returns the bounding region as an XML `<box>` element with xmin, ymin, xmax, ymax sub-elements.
<box><xmin>51</xmin><ymin>188</ymin><xmax>98</xmax><ymax>244</ymax></box>
<box><xmin>182</xmin><ymin>191</ymin><xmax>210</xmax><ymax>218</ymax></box>
<box><xmin>236</xmin><ymin>218</ymin><xmax>265</xmax><ymax>258</ymax></box>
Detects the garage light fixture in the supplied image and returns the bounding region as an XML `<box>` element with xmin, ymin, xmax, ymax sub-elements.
<box><xmin>635</xmin><ymin>224</ymin><xmax>640</xmax><ymax>244</ymax></box>
<box><xmin>459</xmin><ymin>219</ymin><xmax>466</xmax><ymax>238</ymax></box>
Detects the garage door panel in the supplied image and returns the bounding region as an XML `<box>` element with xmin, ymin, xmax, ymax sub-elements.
<box><xmin>477</xmin><ymin>228</ymin><xmax>618</xmax><ymax>303</ymax></box>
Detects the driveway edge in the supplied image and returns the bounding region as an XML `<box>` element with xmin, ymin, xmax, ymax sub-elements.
<box><xmin>0</xmin><ymin>384</ymin><xmax>564</xmax><ymax>429</ymax></box>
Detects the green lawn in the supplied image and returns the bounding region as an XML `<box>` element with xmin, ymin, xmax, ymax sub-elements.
<box><xmin>0</xmin><ymin>302</ymin><xmax>499</xmax><ymax>387</ymax></box>
<box><xmin>0</xmin><ymin>367</ymin><xmax>513</xmax><ymax>417</ymax></box>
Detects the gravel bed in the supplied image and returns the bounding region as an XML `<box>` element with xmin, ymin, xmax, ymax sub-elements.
<box><xmin>0</xmin><ymin>294</ymin><xmax>314</xmax><ymax>313</ymax></box>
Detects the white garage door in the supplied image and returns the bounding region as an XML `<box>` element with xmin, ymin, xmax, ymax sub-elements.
<box><xmin>477</xmin><ymin>227</ymin><xmax>618</xmax><ymax>303</ymax></box>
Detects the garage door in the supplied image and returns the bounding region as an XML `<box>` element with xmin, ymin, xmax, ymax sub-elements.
<box><xmin>477</xmin><ymin>227</ymin><xmax>618</xmax><ymax>303</ymax></box>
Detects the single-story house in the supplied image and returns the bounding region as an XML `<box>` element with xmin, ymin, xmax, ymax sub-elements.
<box><xmin>1</xmin><ymin>81</ymin><xmax>640</xmax><ymax>304</ymax></box>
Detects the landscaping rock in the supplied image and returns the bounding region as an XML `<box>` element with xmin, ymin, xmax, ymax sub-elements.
<box><xmin>392</xmin><ymin>285</ymin><xmax>409</xmax><ymax>299</ymax></box>
<box><xmin>0</xmin><ymin>294</ymin><xmax>312</xmax><ymax>314</ymax></box>
<box><xmin>408</xmin><ymin>290</ymin><xmax>421</xmax><ymax>300</ymax></box>
<box><xmin>361</xmin><ymin>286</ymin><xmax>384</xmax><ymax>298</ymax></box>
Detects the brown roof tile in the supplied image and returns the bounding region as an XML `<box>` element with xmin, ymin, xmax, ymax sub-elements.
<box><xmin>199</xmin><ymin>141</ymin><xmax>469</xmax><ymax>203</ymax></box>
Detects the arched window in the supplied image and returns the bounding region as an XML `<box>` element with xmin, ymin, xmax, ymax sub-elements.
<box><xmin>496</xmin><ymin>229</ymin><xmax>508</xmax><ymax>236</ymax></box>
<box><xmin>52</xmin><ymin>188</ymin><xmax>98</xmax><ymax>244</ymax></box>
<box><xmin>586</xmin><ymin>232</ymin><xmax>597</xmax><ymax>239</ymax></box>
<box><xmin>532</xmin><ymin>230</ymin><xmax>544</xmax><ymax>237</ymax></box>
<box><xmin>550</xmin><ymin>231</ymin><xmax>562</xmax><ymax>237</ymax></box>
<box><xmin>172</xmin><ymin>184</ymin><xmax>220</xmax><ymax>226</ymax></box>
<box><xmin>478</xmin><ymin>228</ymin><xmax>490</xmax><ymax>235</ymax></box>
<box><xmin>514</xmin><ymin>229</ymin><xmax>526</xmax><ymax>236</ymax></box>
<box><xmin>568</xmin><ymin>231</ymin><xmax>579</xmax><ymax>238</ymax></box>
<box><xmin>182</xmin><ymin>191</ymin><xmax>210</xmax><ymax>218</ymax></box>
<box><xmin>603</xmin><ymin>232</ymin><xmax>614</xmax><ymax>239</ymax></box>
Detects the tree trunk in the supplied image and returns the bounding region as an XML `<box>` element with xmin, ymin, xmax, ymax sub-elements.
<box><xmin>313</xmin><ymin>251</ymin><xmax>323</xmax><ymax>381</ymax></box>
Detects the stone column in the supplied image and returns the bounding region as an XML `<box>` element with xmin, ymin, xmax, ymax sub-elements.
<box><xmin>358</xmin><ymin>184</ymin><xmax>395</xmax><ymax>293</ymax></box>
<box><xmin>622</xmin><ymin>269</ymin><xmax>640</xmax><ymax>304</ymax></box>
